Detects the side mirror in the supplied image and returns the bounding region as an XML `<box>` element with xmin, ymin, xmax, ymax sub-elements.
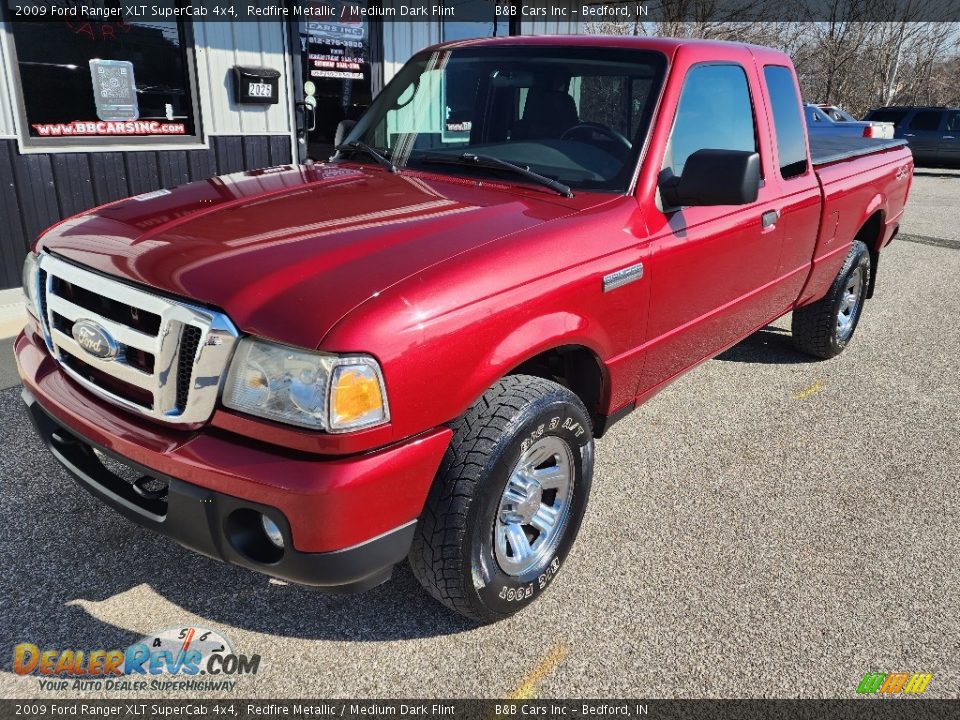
<box><xmin>660</xmin><ymin>149</ymin><xmax>760</xmax><ymax>209</ymax></box>
<box><xmin>334</xmin><ymin>119</ymin><xmax>356</xmax><ymax>148</ymax></box>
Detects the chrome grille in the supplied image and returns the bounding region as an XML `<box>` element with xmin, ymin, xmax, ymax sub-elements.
<box><xmin>34</xmin><ymin>254</ymin><xmax>238</xmax><ymax>425</ymax></box>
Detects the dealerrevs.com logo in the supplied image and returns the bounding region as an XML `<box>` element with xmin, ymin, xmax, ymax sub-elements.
<box><xmin>13</xmin><ymin>627</ymin><xmax>260</xmax><ymax>693</ymax></box>
<box><xmin>856</xmin><ymin>672</ymin><xmax>933</xmax><ymax>696</ymax></box>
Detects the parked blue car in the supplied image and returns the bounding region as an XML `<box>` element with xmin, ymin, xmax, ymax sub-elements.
<box><xmin>804</xmin><ymin>103</ymin><xmax>894</xmax><ymax>139</ymax></box>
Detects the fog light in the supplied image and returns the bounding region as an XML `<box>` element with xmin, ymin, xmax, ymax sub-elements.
<box><xmin>261</xmin><ymin>515</ymin><xmax>284</xmax><ymax>548</ymax></box>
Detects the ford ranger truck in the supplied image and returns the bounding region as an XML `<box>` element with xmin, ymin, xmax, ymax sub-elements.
<box><xmin>15</xmin><ymin>37</ymin><xmax>912</xmax><ymax>622</ymax></box>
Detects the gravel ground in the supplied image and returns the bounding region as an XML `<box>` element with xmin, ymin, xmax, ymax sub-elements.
<box><xmin>1</xmin><ymin>170</ymin><xmax>958</xmax><ymax>700</ymax></box>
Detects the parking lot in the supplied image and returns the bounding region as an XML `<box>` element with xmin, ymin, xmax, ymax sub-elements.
<box><xmin>1</xmin><ymin>168</ymin><xmax>958</xmax><ymax>700</ymax></box>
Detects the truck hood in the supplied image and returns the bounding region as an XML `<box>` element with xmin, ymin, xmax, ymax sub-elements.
<box><xmin>38</xmin><ymin>163</ymin><xmax>595</xmax><ymax>348</ymax></box>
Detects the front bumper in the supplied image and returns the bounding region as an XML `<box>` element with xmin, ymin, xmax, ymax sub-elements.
<box><xmin>15</xmin><ymin>328</ymin><xmax>451</xmax><ymax>592</ymax></box>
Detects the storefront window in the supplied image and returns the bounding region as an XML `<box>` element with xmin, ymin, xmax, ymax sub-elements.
<box><xmin>441</xmin><ymin>0</ymin><xmax>510</xmax><ymax>41</ymax></box>
<box><xmin>7</xmin><ymin>7</ymin><xmax>200</xmax><ymax>147</ymax></box>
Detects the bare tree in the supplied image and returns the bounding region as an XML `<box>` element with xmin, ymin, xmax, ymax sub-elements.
<box><xmin>584</xmin><ymin>1</ymin><xmax>960</xmax><ymax>117</ymax></box>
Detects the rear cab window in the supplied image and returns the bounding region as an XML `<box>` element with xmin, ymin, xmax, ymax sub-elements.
<box><xmin>763</xmin><ymin>66</ymin><xmax>808</xmax><ymax>179</ymax></box>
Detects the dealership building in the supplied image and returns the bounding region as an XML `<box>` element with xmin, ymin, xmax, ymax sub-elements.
<box><xmin>0</xmin><ymin>2</ymin><xmax>578</xmax><ymax>290</ymax></box>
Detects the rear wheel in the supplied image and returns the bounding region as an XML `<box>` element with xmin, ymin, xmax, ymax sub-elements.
<box><xmin>409</xmin><ymin>375</ymin><xmax>594</xmax><ymax>623</ymax></box>
<box><xmin>792</xmin><ymin>240</ymin><xmax>871</xmax><ymax>359</ymax></box>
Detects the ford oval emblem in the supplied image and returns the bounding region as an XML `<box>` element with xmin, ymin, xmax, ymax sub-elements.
<box><xmin>72</xmin><ymin>319</ymin><xmax>119</xmax><ymax>361</ymax></box>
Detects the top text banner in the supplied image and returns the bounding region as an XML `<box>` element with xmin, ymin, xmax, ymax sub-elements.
<box><xmin>7</xmin><ymin>0</ymin><xmax>960</xmax><ymax>23</ymax></box>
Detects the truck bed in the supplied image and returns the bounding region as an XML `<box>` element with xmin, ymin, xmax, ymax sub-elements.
<box><xmin>810</xmin><ymin>136</ymin><xmax>908</xmax><ymax>167</ymax></box>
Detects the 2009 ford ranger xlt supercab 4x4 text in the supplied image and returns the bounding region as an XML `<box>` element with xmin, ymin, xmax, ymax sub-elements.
<box><xmin>16</xmin><ymin>37</ymin><xmax>912</xmax><ymax>622</ymax></box>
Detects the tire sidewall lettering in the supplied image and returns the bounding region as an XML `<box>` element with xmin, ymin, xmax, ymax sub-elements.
<box><xmin>471</xmin><ymin>398</ymin><xmax>593</xmax><ymax>617</ymax></box>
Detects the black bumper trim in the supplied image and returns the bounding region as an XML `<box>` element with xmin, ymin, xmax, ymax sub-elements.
<box><xmin>22</xmin><ymin>387</ymin><xmax>415</xmax><ymax>593</ymax></box>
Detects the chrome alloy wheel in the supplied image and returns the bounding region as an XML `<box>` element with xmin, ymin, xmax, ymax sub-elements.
<box><xmin>837</xmin><ymin>265</ymin><xmax>864</xmax><ymax>341</ymax></box>
<box><xmin>494</xmin><ymin>436</ymin><xmax>574</xmax><ymax>576</ymax></box>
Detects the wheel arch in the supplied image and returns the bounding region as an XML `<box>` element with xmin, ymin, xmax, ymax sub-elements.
<box><xmin>506</xmin><ymin>344</ymin><xmax>607</xmax><ymax>433</ymax></box>
<box><xmin>855</xmin><ymin>209</ymin><xmax>884</xmax><ymax>298</ymax></box>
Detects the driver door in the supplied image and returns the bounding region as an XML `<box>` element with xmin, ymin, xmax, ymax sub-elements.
<box><xmin>638</xmin><ymin>58</ymin><xmax>786</xmax><ymax>392</ymax></box>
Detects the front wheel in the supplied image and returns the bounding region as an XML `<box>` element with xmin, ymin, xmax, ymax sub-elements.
<box><xmin>409</xmin><ymin>375</ymin><xmax>594</xmax><ymax>623</ymax></box>
<box><xmin>792</xmin><ymin>240</ymin><xmax>871</xmax><ymax>359</ymax></box>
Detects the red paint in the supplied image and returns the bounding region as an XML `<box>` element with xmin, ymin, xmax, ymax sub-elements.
<box><xmin>16</xmin><ymin>36</ymin><xmax>912</xmax><ymax>554</ymax></box>
<box><xmin>16</xmin><ymin>328</ymin><xmax>451</xmax><ymax>552</ymax></box>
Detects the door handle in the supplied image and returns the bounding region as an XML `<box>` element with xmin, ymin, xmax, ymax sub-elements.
<box><xmin>944</xmin><ymin>136</ymin><xmax>956</xmax><ymax>139</ymax></box>
<box><xmin>295</xmin><ymin>101</ymin><xmax>316</xmax><ymax>134</ymax></box>
<box><xmin>761</xmin><ymin>209</ymin><xmax>780</xmax><ymax>229</ymax></box>
<box><xmin>904</xmin><ymin>133</ymin><xmax>915</xmax><ymax>137</ymax></box>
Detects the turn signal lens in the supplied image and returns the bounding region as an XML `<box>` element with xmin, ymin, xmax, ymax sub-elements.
<box><xmin>329</xmin><ymin>363</ymin><xmax>388</xmax><ymax>431</ymax></box>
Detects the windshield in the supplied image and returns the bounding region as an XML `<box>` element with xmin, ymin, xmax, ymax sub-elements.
<box><xmin>340</xmin><ymin>46</ymin><xmax>667</xmax><ymax>193</ymax></box>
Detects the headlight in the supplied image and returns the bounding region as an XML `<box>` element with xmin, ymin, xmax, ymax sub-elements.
<box><xmin>222</xmin><ymin>337</ymin><xmax>389</xmax><ymax>432</ymax></box>
<box><xmin>22</xmin><ymin>252</ymin><xmax>40</xmax><ymax>319</ymax></box>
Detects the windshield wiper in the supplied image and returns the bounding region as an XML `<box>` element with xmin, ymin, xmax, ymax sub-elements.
<box><xmin>418</xmin><ymin>152</ymin><xmax>573</xmax><ymax>198</ymax></box>
<box><xmin>336</xmin><ymin>142</ymin><xmax>397</xmax><ymax>173</ymax></box>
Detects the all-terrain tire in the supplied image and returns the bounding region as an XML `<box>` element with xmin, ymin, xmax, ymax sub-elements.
<box><xmin>409</xmin><ymin>375</ymin><xmax>594</xmax><ymax>623</ymax></box>
<box><xmin>792</xmin><ymin>240</ymin><xmax>871</xmax><ymax>359</ymax></box>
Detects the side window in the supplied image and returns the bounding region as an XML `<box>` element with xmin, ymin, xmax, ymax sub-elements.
<box><xmin>909</xmin><ymin>111</ymin><xmax>943</xmax><ymax>131</ymax></box>
<box><xmin>947</xmin><ymin>112</ymin><xmax>960</xmax><ymax>133</ymax></box>
<box><xmin>664</xmin><ymin>64</ymin><xmax>756</xmax><ymax>177</ymax></box>
<box><xmin>763</xmin><ymin>66</ymin><xmax>808</xmax><ymax>179</ymax></box>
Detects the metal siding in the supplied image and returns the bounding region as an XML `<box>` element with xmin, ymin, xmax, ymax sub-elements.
<box><xmin>159</xmin><ymin>151</ymin><xmax>191</xmax><ymax>188</ymax></box>
<box><xmin>0</xmin><ymin>22</ymin><xmax>17</xmax><ymax>138</ymax></box>
<box><xmin>213</xmin><ymin>136</ymin><xmax>245</xmax><ymax>174</ymax></box>
<box><xmin>89</xmin><ymin>153</ymin><xmax>130</xmax><ymax>205</ymax></box>
<box><xmin>188</xmin><ymin>147</ymin><xmax>216</xmax><ymax>180</ymax></box>
<box><xmin>382</xmin><ymin>11</ymin><xmax>441</xmax><ymax>85</ymax></box>
<box><xmin>124</xmin><ymin>152</ymin><xmax>161</xmax><ymax>196</ymax></box>
<box><xmin>242</xmin><ymin>135</ymin><xmax>270</xmax><ymax>170</ymax></box>
<box><xmin>269</xmin><ymin>135</ymin><xmax>292</xmax><ymax>165</ymax></box>
<box><xmin>51</xmin><ymin>155</ymin><xmax>95</xmax><ymax>218</ymax></box>
<box><xmin>12</xmin><ymin>153</ymin><xmax>60</xmax><ymax>243</ymax></box>
<box><xmin>194</xmin><ymin>20</ymin><xmax>294</xmax><ymax>136</ymax></box>
<box><xmin>0</xmin><ymin>142</ymin><xmax>26</xmax><ymax>288</ymax></box>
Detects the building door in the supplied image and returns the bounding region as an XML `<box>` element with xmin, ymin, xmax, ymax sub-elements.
<box><xmin>294</xmin><ymin>2</ymin><xmax>377</xmax><ymax>161</ymax></box>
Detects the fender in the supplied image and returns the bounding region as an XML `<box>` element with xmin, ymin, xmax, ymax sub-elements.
<box><xmin>487</xmin><ymin>311</ymin><xmax>597</xmax><ymax>369</ymax></box>
<box><xmin>861</xmin><ymin>193</ymin><xmax>887</xmax><ymax>246</ymax></box>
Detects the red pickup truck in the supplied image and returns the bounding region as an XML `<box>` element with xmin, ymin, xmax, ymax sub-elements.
<box><xmin>15</xmin><ymin>36</ymin><xmax>912</xmax><ymax>622</ymax></box>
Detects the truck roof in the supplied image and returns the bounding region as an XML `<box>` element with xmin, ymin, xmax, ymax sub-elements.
<box><xmin>425</xmin><ymin>34</ymin><xmax>792</xmax><ymax>63</ymax></box>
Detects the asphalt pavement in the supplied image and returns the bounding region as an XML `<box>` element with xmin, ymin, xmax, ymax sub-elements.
<box><xmin>1</xmin><ymin>169</ymin><xmax>958</xmax><ymax>699</ymax></box>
